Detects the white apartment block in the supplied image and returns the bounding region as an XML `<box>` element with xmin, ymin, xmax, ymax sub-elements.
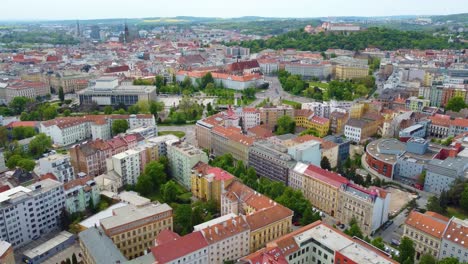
<box><xmin>38</xmin><ymin>153</ymin><xmax>75</xmax><ymax>183</ymax></box>
<box><xmin>236</xmin><ymin>108</ymin><xmax>261</xmax><ymax>130</ymax></box>
<box><xmin>288</xmin><ymin>162</ymin><xmax>308</xmax><ymax>190</ymax></box>
<box><xmin>167</xmin><ymin>140</ymin><xmax>208</xmax><ymax>190</ymax></box>
<box><xmin>439</xmin><ymin>217</ymin><xmax>468</xmax><ymax>262</ymax></box>
<box><xmin>344</xmin><ymin>124</ymin><xmax>363</xmax><ymax>142</ymax></box>
<box><xmin>64</xmin><ymin>177</ymin><xmax>100</xmax><ymax>214</ymax></box>
<box><xmin>107</xmin><ymin>149</ymin><xmax>141</xmax><ymax>186</ymax></box>
<box><xmin>0</xmin><ymin>179</ymin><xmax>65</xmax><ymax>248</ymax></box>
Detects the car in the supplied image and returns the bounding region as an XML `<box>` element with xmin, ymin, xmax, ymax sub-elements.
<box><xmin>338</xmin><ymin>224</ymin><xmax>345</xmax><ymax>229</ymax></box>
<box><xmin>391</xmin><ymin>239</ymin><xmax>401</xmax><ymax>246</ymax></box>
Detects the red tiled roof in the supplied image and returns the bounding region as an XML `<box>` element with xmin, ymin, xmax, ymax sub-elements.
<box><xmin>443</xmin><ymin>218</ymin><xmax>468</xmax><ymax>249</ymax></box>
<box><xmin>405</xmin><ymin>211</ymin><xmax>449</xmax><ymax>239</ymax></box>
<box><xmin>154</xmin><ymin>229</ymin><xmax>180</xmax><ymax>246</ymax></box>
<box><xmin>303</xmin><ymin>165</ymin><xmax>349</xmax><ymax>188</ymax></box>
<box><xmin>105</xmin><ymin>65</ymin><xmax>129</xmax><ymax>73</ymax></box>
<box><xmin>40</xmin><ymin>173</ymin><xmax>58</xmax><ymax>181</ymax></box>
<box><xmin>0</xmin><ymin>185</ymin><xmax>11</xmax><ymax>193</ymax></box>
<box><xmin>452</xmin><ymin>118</ymin><xmax>468</xmax><ymax>127</ymax></box>
<box><xmin>151</xmin><ymin>231</ymin><xmax>208</xmax><ymax>263</ymax></box>
<box><xmin>245</xmin><ymin>205</ymin><xmax>293</xmax><ymax>231</ymax></box>
<box><xmin>63</xmin><ymin>176</ymin><xmax>94</xmax><ymax>191</ymax></box>
<box><xmin>6</xmin><ymin>121</ymin><xmax>37</xmax><ymax>128</ymax></box>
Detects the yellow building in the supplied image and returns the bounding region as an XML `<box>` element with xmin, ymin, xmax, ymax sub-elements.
<box><xmin>334</xmin><ymin>64</ymin><xmax>369</xmax><ymax>80</ymax></box>
<box><xmin>100</xmin><ymin>203</ymin><xmax>173</xmax><ymax>260</ymax></box>
<box><xmin>349</xmin><ymin>102</ymin><xmax>368</xmax><ymax>119</ymax></box>
<box><xmin>330</xmin><ymin>111</ymin><xmax>349</xmax><ymax>134</ymax></box>
<box><xmin>302</xmin><ymin>165</ymin><xmax>347</xmax><ymax>217</ymax></box>
<box><xmin>423</xmin><ymin>72</ymin><xmax>434</xmax><ymax>86</ymax></box>
<box><xmin>191</xmin><ymin>162</ymin><xmax>234</xmax><ymax>206</ymax></box>
<box><xmin>294</xmin><ymin>109</ymin><xmax>330</xmax><ymax>137</ymax></box>
<box><xmin>403</xmin><ymin>211</ymin><xmax>449</xmax><ymax>260</ymax></box>
<box><xmin>221</xmin><ymin>180</ymin><xmax>294</xmax><ymax>253</ymax></box>
<box><xmin>259</xmin><ymin>105</ymin><xmax>295</xmax><ymax>131</ymax></box>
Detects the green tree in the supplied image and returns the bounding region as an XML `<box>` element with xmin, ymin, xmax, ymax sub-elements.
<box><xmin>9</xmin><ymin>96</ymin><xmax>32</xmax><ymax>115</ymax></box>
<box><xmin>460</xmin><ymin>185</ymin><xmax>468</xmax><ymax>211</ymax></box>
<box><xmin>135</xmin><ymin>174</ymin><xmax>155</xmax><ymax>196</ymax></box>
<box><xmin>161</xmin><ymin>180</ymin><xmax>178</xmax><ymax>203</ymax></box>
<box><xmin>276</xmin><ymin>115</ymin><xmax>295</xmax><ymax>135</ymax></box>
<box><xmin>201</xmin><ymin>72</ymin><xmax>214</xmax><ymax>89</ymax></box>
<box><xmin>6</xmin><ymin>154</ymin><xmax>23</xmax><ymax>169</ymax></box>
<box><xmin>301</xmin><ymin>207</ymin><xmax>321</xmax><ymax>226</ymax></box>
<box><xmin>63</xmin><ymin>109</ymin><xmax>71</xmax><ymax>117</ymax></box>
<box><xmin>17</xmin><ymin>159</ymin><xmax>36</xmax><ymax>171</ymax></box>
<box><xmin>174</xmin><ymin>204</ymin><xmax>192</xmax><ymax>235</ymax></box>
<box><xmin>426</xmin><ymin>196</ymin><xmax>445</xmax><ymax>214</ymax></box>
<box><xmin>29</xmin><ymin>133</ymin><xmax>52</xmax><ymax>158</ymax></box>
<box><xmin>66</xmin><ymin>258</ymin><xmax>71</xmax><ymax>264</ymax></box>
<box><xmin>370</xmin><ymin>237</ymin><xmax>385</xmax><ymax>251</ymax></box>
<box><xmin>320</xmin><ymin>157</ymin><xmax>332</xmax><ymax>170</ymax></box>
<box><xmin>58</xmin><ymin>87</ymin><xmax>65</xmax><ymax>102</ymax></box>
<box><xmin>419</xmin><ymin>254</ymin><xmax>436</xmax><ymax>264</ymax></box>
<box><xmin>155</xmin><ymin>75</ymin><xmax>165</xmax><ymax>89</ymax></box>
<box><xmin>144</xmin><ymin>161</ymin><xmax>167</xmax><ymax>186</ymax></box>
<box><xmin>437</xmin><ymin>257</ymin><xmax>461</xmax><ymax>264</ymax></box>
<box><xmin>71</xmin><ymin>253</ymin><xmax>78</xmax><ymax>264</ymax></box>
<box><xmin>344</xmin><ymin>218</ymin><xmax>363</xmax><ymax>239</ymax></box>
<box><xmin>112</xmin><ymin>119</ymin><xmax>129</xmax><ymax>135</ymax></box>
<box><xmin>191</xmin><ymin>206</ymin><xmax>205</xmax><ymax>227</ymax></box>
<box><xmin>12</xmin><ymin>126</ymin><xmax>36</xmax><ymax>140</ymax></box>
<box><xmin>398</xmin><ymin>237</ymin><xmax>415</xmax><ymax>264</ymax></box>
<box><xmin>104</xmin><ymin>105</ymin><xmax>113</xmax><ymax>115</ymax></box>
<box><xmin>0</xmin><ymin>126</ymin><xmax>8</xmax><ymax>147</ymax></box>
<box><xmin>445</xmin><ymin>96</ymin><xmax>467</xmax><ymax>112</ymax></box>
<box><xmin>149</xmin><ymin>101</ymin><xmax>164</xmax><ymax>116</ymax></box>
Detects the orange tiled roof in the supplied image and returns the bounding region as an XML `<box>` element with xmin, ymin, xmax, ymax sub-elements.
<box><xmin>405</xmin><ymin>211</ymin><xmax>449</xmax><ymax>239</ymax></box>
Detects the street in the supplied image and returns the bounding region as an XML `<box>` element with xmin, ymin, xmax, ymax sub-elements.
<box><xmin>249</xmin><ymin>76</ymin><xmax>313</xmax><ymax>107</ymax></box>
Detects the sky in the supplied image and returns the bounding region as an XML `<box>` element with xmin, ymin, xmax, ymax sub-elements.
<box><xmin>2</xmin><ymin>0</ymin><xmax>467</xmax><ymax>21</ymax></box>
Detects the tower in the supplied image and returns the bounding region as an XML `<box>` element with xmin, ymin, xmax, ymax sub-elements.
<box><xmin>124</xmin><ymin>21</ymin><xmax>130</xmax><ymax>44</ymax></box>
<box><xmin>76</xmin><ymin>20</ymin><xmax>81</xmax><ymax>37</ymax></box>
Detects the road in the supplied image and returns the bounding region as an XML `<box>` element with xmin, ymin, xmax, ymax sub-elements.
<box><xmin>159</xmin><ymin>124</ymin><xmax>196</xmax><ymax>146</ymax></box>
<box><xmin>250</xmin><ymin>76</ymin><xmax>313</xmax><ymax>107</ymax></box>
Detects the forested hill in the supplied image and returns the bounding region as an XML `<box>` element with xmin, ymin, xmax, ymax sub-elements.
<box><xmin>227</xmin><ymin>27</ymin><xmax>467</xmax><ymax>52</ymax></box>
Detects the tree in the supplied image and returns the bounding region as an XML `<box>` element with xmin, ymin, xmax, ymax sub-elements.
<box><xmin>71</xmin><ymin>253</ymin><xmax>78</xmax><ymax>264</ymax></box>
<box><xmin>6</xmin><ymin>155</ymin><xmax>23</xmax><ymax>169</ymax></box>
<box><xmin>66</xmin><ymin>258</ymin><xmax>71</xmax><ymax>264</ymax></box>
<box><xmin>437</xmin><ymin>257</ymin><xmax>461</xmax><ymax>264</ymax></box>
<box><xmin>301</xmin><ymin>207</ymin><xmax>321</xmax><ymax>226</ymax></box>
<box><xmin>155</xmin><ymin>75</ymin><xmax>165</xmax><ymax>89</ymax></box>
<box><xmin>9</xmin><ymin>96</ymin><xmax>32</xmax><ymax>115</ymax></box>
<box><xmin>371</xmin><ymin>237</ymin><xmax>385</xmax><ymax>251</ymax></box>
<box><xmin>63</xmin><ymin>109</ymin><xmax>71</xmax><ymax>117</ymax></box>
<box><xmin>12</xmin><ymin>126</ymin><xmax>36</xmax><ymax>140</ymax></box>
<box><xmin>460</xmin><ymin>185</ymin><xmax>468</xmax><ymax>211</ymax></box>
<box><xmin>135</xmin><ymin>175</ymin><xmax>155</xmax><ymax>196</ymax></box>
<box><xmin>29</xmin><ymin>133</ymin><xmax>52</xmax><ymax>158</ymax></box>
<box><xmin>174</xmin><ymin>204</ymin><xmax>192</xmax><ymax>235</ymax></box>
<box><xmin>419</xmin><ymin>254</ymin><xmax>436</xmax><ymax>264</ymax></box>
<box><xmin>191</xmin><ymin>206</ymin><xmax>205</xmax><ymax>227</ymax></box>
<box><xmin>161</xmin><ymin>180</ymin><xmax>178</xmax><ymax>203</ymax></box>
<box><xmin>149</xmin><ymin>101</ymin><xmax>164</xmax><ymax>116</ymax></box>
<box><xmin>398</xmin><ymin>237</ymin><xmax>415</xmax><ymax>264</ymax></box>
<box><xmin>426</xmin><ymin>196</ymin><xmax>445</xmax><ymax>214</ymax></box>
<box><xmin>320</xmin><ymin>157</ymin><xmax>332</xmax><ymax>170</ymax></box>
<box><xmin>417</xmin><ymin>170</ymin><xmax>426</xmax><ymax>185</ymax></box>
<box><xmin>58</xmin><ymin>87</ymin><xmax>65</xmax><ymax>102</ymax></box>
<box><xmin>0</xmin><ymin>126</ymin><xmax>8</xmax><ymax>147</ymax></box>
<box><xmin>112</xmin><ymin>119</ymin><xmax>129</xmax><ymax>135</ymax></box>
<box><xmin>276</xmin><ymin>115</ymin><xmax>295</xmax><ymax>135</ymax></box>
<box><xmin>104</xmin><ymin>105</ymin><xmax>113</xmax><ymax>115</ymax></box>
<box><xmin>144</xmin><ymin>161</ymin><xmax>167</xmax><ymax>186</ymax></box>
<box><xmin>201</xmin><ymin>72</ymin><xmax>214</xmax><ymax>89</ymax></box>
<box><xmin>445</xmin><ymin>96</ymin><xmax>467</xmax><ymax>112</ymax></box>
<box><xmin>344</xmin><ymin>218</ymin><xmax>363</xmax><ymax>239</ymax></box>
<box><xmin>17</xmin><ymin>159</ymin><xmax>36</xmax><ymax>171</ymax></box>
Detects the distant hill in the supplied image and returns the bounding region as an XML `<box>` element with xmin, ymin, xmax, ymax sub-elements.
<box><xmin>431</xmin><ymin>13</ymin><xmax>468</xmax><ymax>23</ymax></box>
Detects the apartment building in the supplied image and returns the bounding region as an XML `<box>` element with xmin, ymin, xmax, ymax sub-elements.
<box><xmin>403</xmin><ymin>211</ymin><xmax>449</xmax><ymax>260</ymax></box>
<box><xmin>151</xmin><ymin>230</ymin><xmax>209</xmax><ymax>264</ymax></box>
<box><xmin>0</xmin><ymin>179</ymin><xmax>65</xmax><ymax>248</ymax></box>
<box><xmin>330</xmin><ymin>111</ymin><xmax>349</xmax><ymax>134</ymax></box>
<box><xmin>240</xmin><ymin>221</ymin><xmax>397</xmax><ymax>264</ymax></box>
<box><xmin>248</xmin><ymin>141</ymin><xmax>297</xmax><ymax>185</ymax></box>
<box><xmin>287</xmin><ymin>140</ymin><xmax>321</xmax><ymax>166</ymax></box>
<box><xmin>259</xmin><ymin>105</ymin><xmax>295</xmax><ymax>131</ymax></box>
<box><xmin>334</xmin><ymin>64</ymin><xmax>369</xmax><ymax>80</ymax></box>
<box><xmin>302</xmin><ymin>165</ymin><xmax>348</xmax><ymax>217</ymax></box>
<box><xmin>107</xmin><ymin>149</ymin><xmax>141</xmax><ymax>186</ymax></box>
<box><xmin>221</xmin><ymin>181</ymin><xmax>293</xmax><ymax>253</ymax></box>
<box><xmin>211</xmin><ymin>126</ymin><xmax>254</xmax><ymax>165</ymax></box>
<box><xmin>78</xmin><ymin>227</ymin><xmax>127</xmax><ymax>264</ymax></box>
<box><xmin>40</xmin><ymin>114</ymin><xmax>155</xmax><ymax>146</ymax></box>
<box><xmin>338</xmin><ymin>184</ymin><xmax>391</xmax><ymax>236</ymax></box>
<box><xmin>5</xmin><ymin>81</ymin><xmax>50</xmax><ymax>103</ymax></box>
<box><xmin>291</xmin><ymin>134</ymin><xmax>339</xmax><ymax>168</ymax></box>
<box><xmin>288</xmin><ymin>162</ymin><xmax>308</xmax><ymax>190</ymax></box>
<box><xmin>38</xmin><ymin>153</ymin><xmax>75</xmax><ymax>183</ymax></box>
<box><xmin>44</xmin><ymin>72</ymin><xmax>91</xmax><ymax>93</ymax></box>
<box><xmin>345</xmin><ymin>115</ymin><xmax>383</xmax><ymax>143</ymax></box>
<box><xmin>100</xmin><ymin>203</ymin><xmax>173</xmax><ymax>259</ymax></box>
<box><xmin>406</xmin><ymin>96</ymin><xmax>431</xmax><ymax>112</ymax></box>
<box><xmin>439</xmin><ymin>217</ymin><xmax>468</xmax><ymax>262</ymax></box>
<box><xmin>191</xmin><ymin>162</ymin><xmax>235</xmax><ymax>206</ymax></box>
<box><xmin>196</xmin><ymin>119</ymin><xmax>214</xmax><ymax>150</ymax></box>
<box><xmin>284</xmin><ymin>62</ymin><xmax>332</xmax><ymax>80</ymax></box>
<box><xmin>194</xmin><ymin>215</ymin><xmax>251</xmax><ymax>264</ymax></box>
<box><xmin>294</xmin><ymin>109</ymin><xmax>330</xmax><ymax>137</ymax></box>
<box><xmin>238</xmin><ymin>107</ymin><xmax>261</xmax><ymax>130</ymax></box>
<box><xmin>63</xmin><ymin>176</ymin><xmax>100</xmax><ymax>214</ymax></box>
<box><xmin>167</xmin><ymin>140</ymin><xmax>208</xmax><ymax>190</ymax></box>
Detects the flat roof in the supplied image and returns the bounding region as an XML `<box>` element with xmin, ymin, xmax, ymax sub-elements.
<box><xmin>193</xmin><ymin>213</ymin><xmax>237</xmax><ymax>231</ymax></box>
<box><xmin>78</xmin><ymin>227</ymin><xmax>126</xmax><ymax>263</ymax></box>
<box><xmin>0</xmin><ymin>186</ymin><xmax>31</xmax><ymax>203</ymax></box>
<box><xmin>100</xmin><ymin>203</ymin><xmax>172</xmax><ymax>230</ymax></box>
<box><xmin>79</xmin><ymin>202</ymin><xmax>128</xmax><ymax>228</ymax></box>
<box><xmin>118</xmin><ymin>191</ymin><xmax>151</xmax><ymax>207</ymax></box>
<box><xmin>339</xmin><ymin>239</ymin><xmax>395</xmax><ymax>264</ymax></box>
<box><xmin>0</xmin><ymin>241</ymin><xmax>11</xmax><ymax>257</ymax></box>
<box><xmin>23</xmin><ymin>231</ymin><xmax>74</xmax><ymax>258</ymax></box>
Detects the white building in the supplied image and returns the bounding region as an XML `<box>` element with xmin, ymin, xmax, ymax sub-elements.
<box><xmin>439</xmin><ymin>217</ymin><xmax>468</xmax><ymax>262</ymax></box>
<box><xmin>236</xmin><ymin>107</ymin><xmax>261</xmax><ymax>130</ymax></box>
<box><xmin>287</xmin><ymin>140</ymin><xmax>321</xmax><ymax>166</ymax></box>
<box><xmin>0</xmin><ymin>179</ymin><xmax>65</xmax><ymax>248</ymax></box>
<box><xmin>38</xmin><ymin>153</ymin><xmax>75</xmax><ymax>183</ymax></box>
<box><xmin>64</xmin><ymin>177</ymin><xmax>100</xmax><ymax>214</ymax></box>
<box><xmin>288</xmin><ymin>162</ymin><xmax>309</xmax><ymax>190</ymax></box>
<box><xmin>107</xmin><ymin>149</ymin><xmax>141</xmax><ymax>186</ymax></box>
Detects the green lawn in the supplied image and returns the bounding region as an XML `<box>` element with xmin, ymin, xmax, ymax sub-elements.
<box><xmin>281</xmin><ymin>99</ymin><xmax>302</xmax><ymax>109</ymax></box>
<box><xmin>309</xmin><ymin>81</ymin><xmax>329</xmax><ymax>89</ymax></box>
<box><xmin>158</xmin><ymin>131</ymin><xmax>186</xmax><ymax>138</ymax></box>
<box><xmin>446</xmin><ymin>207</ymin><xmax>468</xmax><ymax>219</ymax></box>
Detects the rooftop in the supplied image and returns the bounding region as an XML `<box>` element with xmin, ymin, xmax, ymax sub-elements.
<box><xmin>78</xmin><ymin>227</ymin><xmax>126</xmax><ymax>264</ymax></box>
<box><xmin>23</xmin><ymin>231</ymin><xmax>74</xmax><ymax>258</ymax></box>
<box><xmin>443</xmin><ymin>217</ymin><xmax>468</xmax><ymax>249</ymax></box>
<box><xmin>405</xmin><ymin>211</ymin><xmax>449</xmax><ymax>239</ymax></box>
<box><xmin>79</xmin><ymin>202</ymin><xmax>128</xmax><ymax>229</ymax></box>
<box><xmin>100</xmin><ymin>203</ymin><xmax>172</xmax><ymax>231</ymax></box>
<box><xmin>151</xmin><ymin>231</ymin><xmax>208</xmax><ymax>263</ymax></box>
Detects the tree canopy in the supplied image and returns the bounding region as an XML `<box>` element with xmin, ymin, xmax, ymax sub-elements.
<box><xmin>276</xmin><ymin>115</ymin><xmax>296</xmax><ymax>135</ymax></box>
<box><xmin>445</xmin><ymin>96</ymin><xmax>467</xmax><ymax>112</ymax></box>
<box><xmin>112</xmin><ymin>119</ymin><xmax>129</xmax><ymax>135</ymax></box>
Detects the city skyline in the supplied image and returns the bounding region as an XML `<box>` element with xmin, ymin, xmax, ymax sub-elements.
<box><xmin>1</xmin><ymin>0</ymin><xmax>467</xmax><ymax>21</ymax></box>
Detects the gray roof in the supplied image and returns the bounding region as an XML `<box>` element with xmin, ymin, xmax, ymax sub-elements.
<box><xmin>78</xmin><ymin>227</ymin><xmax>126</xmax><ymax>263</ymax></box>
<box><xmin>125</xmin><ymin>254</ymin><xmax>156</xmax><ymax>264</ymax></box>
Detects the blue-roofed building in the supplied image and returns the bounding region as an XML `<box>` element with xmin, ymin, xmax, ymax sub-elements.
<box><xmin>78</xmin><ymin>227</ymin><xmax>127</xmax><ymax>264</ymax></box>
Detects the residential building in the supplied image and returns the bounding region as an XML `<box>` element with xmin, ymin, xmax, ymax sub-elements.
<box><xmin>240</xmin><ymin>221</ymin><xmax>397</xmax><ymax>264</ymax></box>
<box><xmin>288</xmin><ymin>162</ymin><xmax>308</xmax><ymax>190</ymax></box>
<box><xmin>196</xmin><ymin>119</ymin><xmax>214</xmax><ymax>150</ymax></box>
<box><xmin>79</xmin><ymin>227</ymin><xmax>127</xmax><ymax>264</ymax></box>
<box><xmin>424</xmin><ymin>157</ymin><xmax>468</xmax><ymax>194</ymax></box>
<box><xmin>439</xmin><ymin>217</ymin><xmax>468</xmax><ymax>262</ymax></box>
<box><xmin>291</xmin><ymin>135</ymin><xmax>339</xmax><ymax>168</ymax></box>
<box><xmin>0</xmin><ymin>150</ymin><xmax>7</xmax><ymax>173</ymax></box>
<box><xmin>64</xmin><ymin>176</ymin><xmax>100</xmax><ymax>214</ymax></box>
<box><xmin>338</xmin><ymin>184</ymin><xmax>391</xmax><ymax>236</ymax></box>
<box><xmin>406</xmin><ymin>96</ymin><xmax>430</xmax><ymax>112</ymax></box>
<box><xmin>5</xmin><ymin>81</ymin><xmax>50</xmax><ymax>103</ymax></box>
<box><xmin>238</xmin><ymin>108</ymin><xmax>261</xmax><ymax>130</ymax></box>
<box><xmin>191</xmin><ymin>162</ymin><xmax>235</xmax><ymax>206</ymax></box>
<box><xmin>211</xmin><ymin>126</ymin><xmax>254</xmax><ymax>165</ymax></box>
<box><xmin>259</xmin><ymin>105</ymin><xmax>295</xmax><ymax>131</ymax></box>
<box><xmin>345</xmin><ymin>115</ymin><xmax>383</xmax><ymax>143</ymax></box>
<box><xmin>284</xmin><ymin>62</ymin><xmax>332</xmax><ymax>80</ymax></box>
<box><xmin>403</xmin><ymin>211</ymin><xmax>449</xmax><ymax>260</ymax></box>
<box><xmin>248</xmin><ymin>141</ymin><xmax>296</xmax><ymax>185</ymax></box>
<box><xmin>22</xmin><ymin>231</ymin><xmax>75</xmax><ymax>264</ymax></box>
<box><xmin>107</xmin><ymin>149</ymin><xmax>141</xmax><ymax>186</ymax></box>
<box><xmin>0</xmin><ymin>241</ymin><xmax>14</xmax><ymax>264</ymax></box>
<box><xmin>78</xmin><ymin>77</ymin><xmax>157</xmax><ymax>106</ymax></box>
<box><xmin>176</xmin><ymin>70</ymin><xmax>264</xmax><ymax>91</ymax></box>
<box><xmin>287</xmin><ymin>140</ymin><xmax>321</xmax><ymax>166</ymax></box>
<box><xmin>294</xmin><ymin>109</ymin><xmax>330</xmax><ymax>137</ymax></box>
<box><xmin>100</xmin><ymin>203</ymin><xmax>173</xmax><ymax>259</ymax></box>
<box><xmin>167</xmin><ymin>140</ymin><xmax>208</xmax><ymax>190</ymax></box>
<box><xmin>329</xmin><ymin>111</ymin><xmax>349</xmax><ymax>134</ymax></box>
<box><xmin>44</xmin><ymin>72</ymin><xmax>92</xmax><ymax>93</ymax></box>
<box><xmin>0</xmin><ymin>179</ymin><xmax>65</xmax><ymax>248</ymax></box>
<box><xmin>151</xmin><ymin>230</ymin><xmax>209</xmax><ymax>264</ymax></box>
<box><xmin>38</xmin><ymin>153</ymin><xmax>75</xmax><ymax>183</ymax></box>
<box><xmin>302</xmin><ymin>165</ymin><xmax>348</xmax><ymax>217</ymax></box>
<box><xmin>323</xmin><ymin>135</ymin><xmax>351</xmax><ymax>166</ymax></box>
<box><xmin>194</xmin><ymin>215</ymin><xmax>251</xmax><ymax>264</ymax></box>
<box><xmin>221</xmin><ymin>181</ymin><xmax>293</xmax><ymax>253</ymax></box>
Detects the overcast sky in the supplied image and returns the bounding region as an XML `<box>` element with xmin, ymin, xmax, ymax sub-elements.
<box><xmin>2</xmin><ymin>0</ymin><xmax>467</xmax><ymax>20</ymax></box>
